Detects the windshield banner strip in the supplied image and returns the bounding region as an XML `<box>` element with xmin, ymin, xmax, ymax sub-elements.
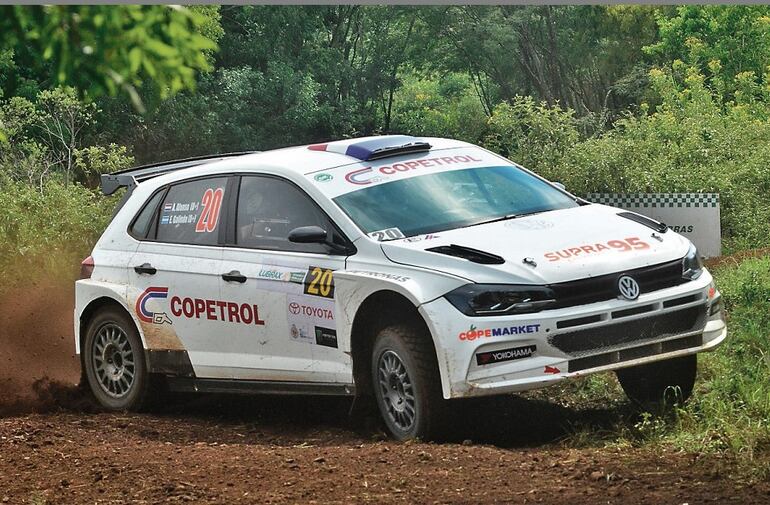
<box><xmin>307</xmin><ymin>147</ymin><xmax>501</xmax><ymax>197</ymax></box>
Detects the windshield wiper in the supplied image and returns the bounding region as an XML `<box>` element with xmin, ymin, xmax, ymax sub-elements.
<box><xmin>465</xmin><ymin>209</ymin><xmax>549</xmax><ymax>229</ymax></box>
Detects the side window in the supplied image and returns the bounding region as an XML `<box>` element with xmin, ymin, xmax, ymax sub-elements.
<box><xmin>130</xmin><ymin>190</ymin><xmax>165</xmax><ymax>239</ymax></box>
<box><xmin>236</xmin><ymin>176</ymin><xmax>337</xmax><ymax>253</ymax></box>
<box><xmin>156</xmin><ymin>177</ymin><xmax>228</xmax><ymax>245</ymax></box>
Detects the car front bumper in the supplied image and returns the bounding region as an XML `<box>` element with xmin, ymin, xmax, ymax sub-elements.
<box><xmin>420</xmin><ymin>269</ymin><xmax>726</xmax><ymax>399</ymax></box>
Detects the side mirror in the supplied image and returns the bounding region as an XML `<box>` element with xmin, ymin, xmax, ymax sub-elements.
<box><xmin>288</xmin><ymin>225</ymin><xmax>328</xmax><ymax>243</ymax></box>
<box><xmin>552</xmin><ymin>181</ymin><xmax>566</xmax><ymax>190</ymax></box>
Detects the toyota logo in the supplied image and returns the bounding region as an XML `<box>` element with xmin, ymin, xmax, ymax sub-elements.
<box><xmin>617</xmin><ymin>275</ymin><xmax>640</xmax><ymax>301</ymax></box>
<box><xmin>289</xmin><ymin>302</ymin><xmax>301</xmax><ymax>314</ymax></box>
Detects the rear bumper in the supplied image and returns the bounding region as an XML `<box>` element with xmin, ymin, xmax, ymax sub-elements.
<box><xmin>421</xmin><ymin>270</ymin><xmax>725</xmax><ymax>399</ymax></box>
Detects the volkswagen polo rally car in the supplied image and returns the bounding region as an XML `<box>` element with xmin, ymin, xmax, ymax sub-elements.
<box><xmin>75</xmin><ymin>135</ymin><xmax>726</xmax><ymax>440</ymax></box>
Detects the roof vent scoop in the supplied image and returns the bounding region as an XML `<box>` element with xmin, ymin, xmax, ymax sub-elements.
<box><xmin>308</xmin><ymin>135</ymin><xmax>431</xmax><ymax>161</ymax></box>
<box><xmin>426</xmin><ymin>244</ymin><xmax>505</xmax><ymax>265</ymax></box>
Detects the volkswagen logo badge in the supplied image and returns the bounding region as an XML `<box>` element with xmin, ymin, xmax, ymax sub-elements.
<box><xmin>617</xmin><ymin>275</ymin><xmax>640</xmax><ymax>301</ymax></box>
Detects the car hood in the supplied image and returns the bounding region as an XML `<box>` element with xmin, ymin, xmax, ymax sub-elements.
<box><xmin>380</xmin><ymin>204</ymin><xmax>690</xmax><ymax>285</ymax></box>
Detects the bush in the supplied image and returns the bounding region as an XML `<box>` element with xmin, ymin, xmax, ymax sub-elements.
<box><xmin>482</xmin><ymin>64</ymin><xmax>770</xmax><ymax>252</ymax></box>
<box><xmin>0</xmin><ymin>180</ymin><xmax>114</xmax><ymax>288</ymax></box>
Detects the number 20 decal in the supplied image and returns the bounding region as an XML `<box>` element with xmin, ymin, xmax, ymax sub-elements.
<box><xmin>195</xmin><ymin>187</ymin><xmax>225</xmax><ymax>233</ymax></box>
<box><xmin>304</xmin><ymin>266</ymin><xmax>334</xmax><ymax>298</ymax></box>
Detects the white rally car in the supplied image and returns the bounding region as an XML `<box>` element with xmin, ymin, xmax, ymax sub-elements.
<box><xmin>75</xmin><ymin>135</ymin><xmax>726</xmax><ymax>439</ymax></box>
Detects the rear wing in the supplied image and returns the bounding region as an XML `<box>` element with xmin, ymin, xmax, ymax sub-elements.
<box><xmin>100</xmin><ymin>151</ymin><xmax>258</xmax><ymax>196</ymax></box>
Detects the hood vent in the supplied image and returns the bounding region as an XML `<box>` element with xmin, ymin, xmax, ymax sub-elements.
<box><xmin>617</xmin><ymin>211</ymin><xmax>668</xmax><ymax>233</ymax></box>
<box><xmin>425</xmin><ymin>244</ymin><xmax>505</xmax><ymax>265</ymax></box>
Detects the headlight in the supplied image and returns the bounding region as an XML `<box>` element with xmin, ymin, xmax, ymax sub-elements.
<box><xmin>682</xmin><ymin>243</ymin><xmax>703</xmax><ymax>280</ymax></box>
<box><xmin>445</xmin><ymin>284</ymin><xmax>556</xmax><ymax>316</ymax></box>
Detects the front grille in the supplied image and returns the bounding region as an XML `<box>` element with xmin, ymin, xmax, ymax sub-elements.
<box><xmin>549</xmin><ymin>304</ymin><xmax>707</xmax><ymax>357</ymax></box>
<box><xmin>568</xmin><ymin>333</ymin><xmax>703</xmax><ymax>372</ymax></box>
<box><xmin>549</xmin><ymin>258</ymin><xmax>688</xmax><ymax>309</ymax></box>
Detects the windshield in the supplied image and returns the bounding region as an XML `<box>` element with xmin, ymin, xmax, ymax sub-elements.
<box><xmin>333</xmin><ymin>165</ymin><xmax>579</xmax><ymax>237</ymax></box>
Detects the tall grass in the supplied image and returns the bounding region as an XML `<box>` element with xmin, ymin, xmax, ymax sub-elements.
<box><xmin>551</xmin><ymin>257</ymin><xmax>770</xmax><ymax>478</ymax></box>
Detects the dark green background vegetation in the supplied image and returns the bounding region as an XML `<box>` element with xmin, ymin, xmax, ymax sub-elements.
<box><xmin>0</xmin><ymin>5</ymin><xmax>768</xmax><ymax>477</ymax></box>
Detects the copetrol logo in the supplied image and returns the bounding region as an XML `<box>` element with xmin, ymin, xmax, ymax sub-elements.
<box><xmin>343</xmin><ymin>154</ymin><xmax>485</xmax><ymax>185</ymax></box>
<box><xmin>314</xmin><ymin>173</ymin><xmax>333</xmax><ymax>182</ymax></box>
<box><xmin>458</xmin><ymin>323</ymin><xmax>541</xmax><ymax>341</ymax></box>
<box><xmin>135</xmin><ymin>287</ymin><xmax>172</xmax><ymax>325</ymax></box>
<box><xmin>344</xmin><ymin>167</ymin><xmax>380</xmax><ymax>185</ymax></box>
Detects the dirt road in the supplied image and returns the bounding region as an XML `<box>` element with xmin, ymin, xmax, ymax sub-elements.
<box><xmin>2</xmin><ymin>394</ymin><xmax>769</xmax><ymax>505</ymax></box>
<box><xmin>1</xmin><ymin>282</ymin><xmax>768</xmax><ymax>504</ymax></box>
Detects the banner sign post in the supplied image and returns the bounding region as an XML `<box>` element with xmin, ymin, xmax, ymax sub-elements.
<box><xmin>586</xmin><ymin>193</ymin><xmax>721</xmax><ymax>258</ymax></box>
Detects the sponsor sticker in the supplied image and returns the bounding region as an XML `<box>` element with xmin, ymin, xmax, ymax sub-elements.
<box><xmin>314</xmin><ymin>173</ymin><xmax>333</xmax><ymax>182</ymax></box>
<box><xmin>403</xmin><ymin>234</ymin><xmax>440</xmax><ymax>243</ymax></box>
<box><xmin>346</xmin><ymin>271</ymin><xmax>410</xmax><ymax>282</ymax></box>
<box><xmin>194</xmin><ymin>187</ymin><xmax>225</xmax><ymax>233</ymax></box>
<box><xmin>476</xmin><ymin>344</ymin><xmax>536</xmax><ymax>366</ymax></box>
<box><xmin>368</xmin><ymin>228</ymin><xmax>405</xmax><ymax>241</ymax></box>
<box><xmin>315</xmin><ymin>326</ymin><xmax>338</xmax><ymax>348</ymax></box>
<box><xmin>287</xmin><ymin>294</ymin><xmax>336</xmax><ymax>346</ymax></box>
<box><xmin>170</xmin><ymin>295</ymin><xmax>265</xmax><ymax>326</ymax></box>
<box><xmin>290</xmin><ymin>323</ymin><xmax>314</xmax><ymax>343</ymax></box>
<box><xmin>544</xmin><ymin>237</ymin><xmax>650</xmax><ymax>262</ymax></box>
<box><xmin>343</xmin><ymin>154</ymin><xmax>485</xmax><ymax>186</ymax></box>
<box><xmin>303</xmin><ymin>266</ymin><xmax>335</xmax><ymax>299</ymax></box>
<box><xmin>458</xmin><ymin>324</ymin><xmax>541</xmax><ymax>341</ymax></box>
<box><xmin>136</xmin><ymin>287</ymin><xmax>172</xmax><ymax>324</ymax></box>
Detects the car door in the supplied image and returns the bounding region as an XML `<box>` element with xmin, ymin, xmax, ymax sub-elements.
<box><xmin>128</xmin><ymin>176</ymin><xmax>229</xmax><ymax>378</ymax></box>
<box><xmin>219</xmin><ymin>174</ymin><xmax>352</xmax><ymax>382</ymax></box>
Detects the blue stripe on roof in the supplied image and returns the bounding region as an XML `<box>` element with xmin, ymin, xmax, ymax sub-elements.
<box><xmin>344</xmin><ymin>135</ymin><xmax>420</xmax><ymax>160</ymax></box>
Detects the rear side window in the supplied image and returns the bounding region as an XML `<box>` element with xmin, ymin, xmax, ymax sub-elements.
<box><xmin>156</xmin><ymin>177</ymin><xmax>228</xmax><ymax>245</ymax></box>
<box><xmin>130</xmin><ymin>190</ymin><xmax>164</xmax><ymax>239</ymax></box>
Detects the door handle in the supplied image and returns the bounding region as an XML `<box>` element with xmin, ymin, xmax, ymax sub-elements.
<box><xmin>134</xmin><ymin>263</ymin><xmax>157</xmax><ymax>275</ymax></box>
<box><xmin>222</xmin><ymin>270</ymin><xmax>247</xmax><ymax>283</ymax></box>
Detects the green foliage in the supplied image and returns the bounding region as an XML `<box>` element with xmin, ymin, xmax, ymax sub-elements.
<box><xmin>390</xmin><ymin>73</ymin><xmax>488</xmax><ymax>143</ymax></box>
<box><xmin>0</xmin><ymin>5</ymin><xmax>219</xmax><ymax>109</ymax></box>
<box><xmin>0</xmin><ymin>180</ymin><xmax>113</xmax><ymax>286</ymax></box>
<box><xmin>645</xmin><ymin>6</ymin><xmax>770</xmax><ymax>98</ymax></box>
<box><xmin>484</xmin><ymin>97</ymin><xmax>578</xmax><ymax>174</ymax></box>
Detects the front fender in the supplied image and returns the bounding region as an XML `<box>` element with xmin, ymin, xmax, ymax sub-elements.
<box><xmin>334</xmin><ymin>267</ymin><xmax>466</xmax><ymax>398</ymax></box>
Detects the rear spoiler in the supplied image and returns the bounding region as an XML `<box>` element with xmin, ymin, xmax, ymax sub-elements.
<box><xmin>100</xmin><ymin>151</ymin><xmax>259</xmax><ymax>196</ymax></box>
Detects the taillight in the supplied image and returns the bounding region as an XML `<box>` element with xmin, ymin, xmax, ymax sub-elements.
<box><xmin>80</xmin><ymin>256</ymin><xmax>94</xmax><ymax>279</ymax></box>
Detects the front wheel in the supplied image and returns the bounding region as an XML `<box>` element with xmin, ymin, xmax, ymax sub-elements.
<box><xmin>371</xmin><ymin>326</ymin><xmax>446</xmax><ymax>441</ymax></box>
<box><xmin>615</xmin><ymin>354</ymin><xmax>697</xmax><ymax>407</ymax></box>
<box><xmin>83</xmin><ymin>307</ymin><xmax>152</xmax><ymax>411</ymax></box>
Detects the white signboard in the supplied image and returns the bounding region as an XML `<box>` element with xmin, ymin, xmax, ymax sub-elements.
<box><xmin>586</xmin><ymin>193</ymin><xmax>721</xmax><ymax>258</ymax></box>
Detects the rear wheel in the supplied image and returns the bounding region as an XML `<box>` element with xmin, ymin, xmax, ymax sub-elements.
<box><xmin>83</xmin><ymin>307</ymin><xmax>152</xmax><ymax>411</ymax></box>
<box><xmin>371</xmin><ymin>325</ymin><xmax>446</xmax><ymax>441</ymax></box>
<box><xmin>615</xmin><ymin>354</ymin><xmax>697</xmax><ymax>407</ymax></box>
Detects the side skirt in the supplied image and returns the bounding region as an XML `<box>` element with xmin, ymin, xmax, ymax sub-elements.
<box><xmin>165</xmin><ymin>377</ymin><xmax>356</xmax><ymax>397</ymax></box>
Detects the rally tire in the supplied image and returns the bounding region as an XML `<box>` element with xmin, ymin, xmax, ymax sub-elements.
<box><xmin>371</xmin><ymin>325</ymin><xmax>446</xmax><ymax>441</ymax></box>
<box><xmin>83</xmin><ymin>307</ymin><xmax>152</xmax><ymax>411</ymax></box>
<box><xmin>615</xmin><ymin>354</ymin><xmax>697</xmax><ymax>407</ymax></box>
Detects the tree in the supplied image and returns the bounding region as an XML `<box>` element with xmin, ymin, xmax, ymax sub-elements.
<box><xmin>0</xmin><ymin>5</ymin><xmax>220</xmax><ymax>109</ymax></box>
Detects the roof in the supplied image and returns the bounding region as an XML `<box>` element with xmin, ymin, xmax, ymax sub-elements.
<box><xmin>101</xmin><ymin>135</ymin><xmax>474</xmax><ymax>198</ymax></box>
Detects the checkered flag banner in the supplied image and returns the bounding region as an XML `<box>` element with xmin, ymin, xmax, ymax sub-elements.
<box><xmin>585</xmin><ymin>193</ymin><xmax>720</xmax><ymax>209</ymax></box>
